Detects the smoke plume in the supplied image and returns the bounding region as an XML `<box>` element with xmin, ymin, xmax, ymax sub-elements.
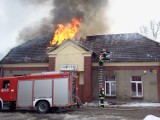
<box><xmin>18</xmin><ymin>0</ymin><xmax>109</xmax><ymax>42</ymax></box>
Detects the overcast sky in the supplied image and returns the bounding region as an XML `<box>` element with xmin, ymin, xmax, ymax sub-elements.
<box><xmin>108</xmin><ymin>0</ymin><xmax>160</xmax><ymax>34</ymax></box>
<box><xmin>0</xmin><ymin>0</ymin><xmax>160</xmax><ymax>59</ymax></box>
<box><xmin>0</xmin><ymin>0</ymin><xmax>52</xmax><ymax>58</ymax></box>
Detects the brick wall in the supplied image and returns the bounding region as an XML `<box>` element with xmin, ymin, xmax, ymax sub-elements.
<box><xmin>49</xmin><ymin>57</ymin><xmax>55</xmax><ymax>71</ymax></box>
<box><xmin>84</xmin><ymin>56</ymin><xmax>92</xmax><ymax>102</ymax></box>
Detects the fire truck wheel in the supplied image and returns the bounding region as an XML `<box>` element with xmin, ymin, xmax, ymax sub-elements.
<box><xmin>37</xmin><ymin>101</ymin><xmax>49</xmax><ymax>113</ymax></box>
<box><xmin>9</xmin><ymin>102</ymin><xmax>16</xmax><ymax>111</ymax></box>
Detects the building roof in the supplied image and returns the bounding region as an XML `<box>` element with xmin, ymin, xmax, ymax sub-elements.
<box><xmin>47</xmin><ymin>39</ymin><xmax>91</xmax><ymax>53</ymax></box>
<box><xmin>1</xmin><ymin>33</ymin><xmax>160</xmax><ymax>64</ymax></box>
<box><xmin>82</xmin><ymin>33</ymin><xmax>160</xmax><ymax>62</ymax></box>
<box><xmin>1</xmin><ymin>37</ymin><xmax>51</xmax><ymax>64</ymax></box>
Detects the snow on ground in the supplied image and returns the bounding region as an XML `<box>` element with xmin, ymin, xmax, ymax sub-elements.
<box><xmin>83</xmin><ymin>101</ymin><xmax>160</xmax><ymax>108</ymax></box>
<box><xmin>62</xmin><ymin>114</ymin><xmax>126</xmax><ymax>120</ymax></box>
<box><xmin>121</xmin><ymin>102</ymin><xmax>160</xmax><ymax>107</ymax></box>
<box><xmin>143</xmin><ymin>115</ymin><xmax>160</xmax><ymax>120</ymax></box>
<box><xmin>83</xmin><ymin>101</ymin><xmax>160</xmax><ymax>120</ymax></box>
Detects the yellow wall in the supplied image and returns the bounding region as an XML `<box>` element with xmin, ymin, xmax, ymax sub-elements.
<box><xmin>48</xmin><ymin>41</ymin><xmax>91</xmax><ymax>85</ymax></box>
<box><xmin>48</xmin><ymin>41</ymin><xmax>91</xmax><ymax>71</ymax></box>
<box><xmin>55</xmin><ymin>45</ymin><xmax>84</xmax><ymax>71</ymax></box>
<box><xmin>79</xmin><ymin>72</ymin><xmax>84</xmax><ymax>85</ymax></box>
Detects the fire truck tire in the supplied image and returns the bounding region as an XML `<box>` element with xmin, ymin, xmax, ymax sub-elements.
<box><xmin>9</xmin><ymin>102</ymin><xmax>16</xmax><ymax>111</ymax></box>
<box><xmin>37</xmin><ymin>101</ymin><xmax>49</xmax><ymax>113</ymax></box>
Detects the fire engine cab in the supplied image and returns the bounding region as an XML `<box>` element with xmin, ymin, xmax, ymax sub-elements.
<box><xmin>0</xmin><ymin>71</ymin><xmax>78</xmax><ymax>113</ymax></box>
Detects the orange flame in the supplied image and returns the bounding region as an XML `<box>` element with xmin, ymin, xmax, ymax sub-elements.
<box><xmin>50</xmin><ymin>18</ymin><xmax>81</xmax><ymax>45</ymax></box>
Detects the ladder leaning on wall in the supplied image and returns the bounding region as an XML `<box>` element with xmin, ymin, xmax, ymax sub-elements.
<box><xmin>98</xmin><ymin>49</ymin><xmax>110</xmax><ymax>107</ymax></box>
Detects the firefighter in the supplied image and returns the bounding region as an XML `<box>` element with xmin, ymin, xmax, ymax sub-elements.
<box><xmin>99</xmin><ymin>85</ymin><xmax>105</xmax><ymax>107</ymax></box>
<box><xmin>102</xmin><ymin>49</ymin><xmax>107</xmax><ymax>60</ymax></box>
<box><xmin>99</xmin><ymin>52</ymin><xmax>104</xmax><ymax>66</ymax></box>
<box><xmin>101</xmin><ymin>48</ymin><xmax>110</xmax><ymax>60</ymax></box>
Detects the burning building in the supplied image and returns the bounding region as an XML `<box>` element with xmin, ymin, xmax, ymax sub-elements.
<box><xmin>1</xmin><ymin>32</ymin><xmax>160</xmax><ymax>103</ymax></box>
<box><xmin>0</xmin><ymin>0</ymin><xmax>160</xmax><ymax>103</ymax></box>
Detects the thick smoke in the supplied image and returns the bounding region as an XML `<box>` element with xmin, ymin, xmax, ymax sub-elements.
<box><xmin>18</xmin><ymin>0</ymin><xmax>109</xmax><ymax>42</ymax></box>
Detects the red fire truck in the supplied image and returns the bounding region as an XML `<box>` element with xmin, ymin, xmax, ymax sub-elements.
<box><xmin>0</xmin><ymin>71</ymin><xmax>78</xmax><ymax>113</ymax></box>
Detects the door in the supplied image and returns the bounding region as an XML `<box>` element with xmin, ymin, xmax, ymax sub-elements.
<box><xmin>0</xmin><ymin>80</ymin><xmax>11</xmax><ymax>101</ymax></box>
<box><xmin>53</xmin><ymin>78</ymin><xmax>69</xmax><ymax>106</ymax></box>
<box><xmin>34</xmin><ymin>79</ymin><xmax>52</xmax><ymax>99</ymax></box>
<box><xmin>17</xmin><ymin>81</ymin><xmax>32</xmax><ymax>107</ymax></box>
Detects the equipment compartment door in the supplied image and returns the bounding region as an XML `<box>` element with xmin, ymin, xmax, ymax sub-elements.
<box><xmin>34</xmin><ymin>79</ymin><xmax>52</xmax><ymax>99</ymax></box>
<box><xmin>17</xmin><ymin>81</ymin><xmax>32</xmax><ymax>107</ymax></box>
<box><xmin>53</xmin><ymin>78</ymin><xmax>69</xmax><ymax>106</ymax></box>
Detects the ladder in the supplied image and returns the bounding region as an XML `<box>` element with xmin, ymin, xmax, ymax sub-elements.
<box><xmin>98</xmin><ymin>49</ymin><xmax>110</xmax><ymax>88</ymax></box>
<box><xmin>98</xmin><ymin>65</ymin><xmax>105</xmax><ymax>107</ymax></box>
<box><xmin>98</xmin><ymin>51</ymin><xmax>104</xmax><ymax>107</ymax></box>
<box><xmin>98</xmin><ymin>66</ymin><xmax>104</xmax><ymax>87</ymax></box>
<box><xmin>98</xmin><ymin>49</ymin><xmax>110</xmax><ymax>107</ymax></box>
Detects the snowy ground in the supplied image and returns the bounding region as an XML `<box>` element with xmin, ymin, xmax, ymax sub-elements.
<box><xmin>83</xmin><ymin>101</ymin><xmax>160</xmax><ymax>107</ymax></box>
<box><xmin>119</xmin><ymin>102</ymin><xmax>160</xmax><ymax>108</ymax></box>
<box><xmin>0</xmin><ymin>102</ymin><xmax>160</xmax><ymax>120</ymax></box>
<box><xmin>144</xmin><ymin>115</ymin><xmax>160</xmax><ymax>120</ymax></box>
<box><xmin>83</xmin><ymin>102</ymin><xmax>160</xmax><ymax>120</ymax></box>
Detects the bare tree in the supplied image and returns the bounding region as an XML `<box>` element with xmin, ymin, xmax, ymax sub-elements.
<box><xmin>140</xmin><ymin>20</ymin><xmax>160</xmax><ymax>39</ymax></box>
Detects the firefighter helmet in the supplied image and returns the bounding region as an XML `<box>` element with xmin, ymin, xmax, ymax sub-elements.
<box><xmin>99</xmin><ymin>85</ymin><xmax>103</xmax><ymax>90</ymax></box>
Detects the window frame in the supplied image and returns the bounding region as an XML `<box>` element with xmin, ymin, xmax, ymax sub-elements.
<box><xmin>131</xmin><ymin>76</ymin><xmax>143</xmax><ymax>98</ymax></box>
<box><xmin>2</xmin><ymin>80</ymin><xmax>10</xmax><ymax>89</ymax></box>
<box><xmin>105</xmin><ymin>76</ymin><xmax>116</xmax><ymax>96</ymax></box>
